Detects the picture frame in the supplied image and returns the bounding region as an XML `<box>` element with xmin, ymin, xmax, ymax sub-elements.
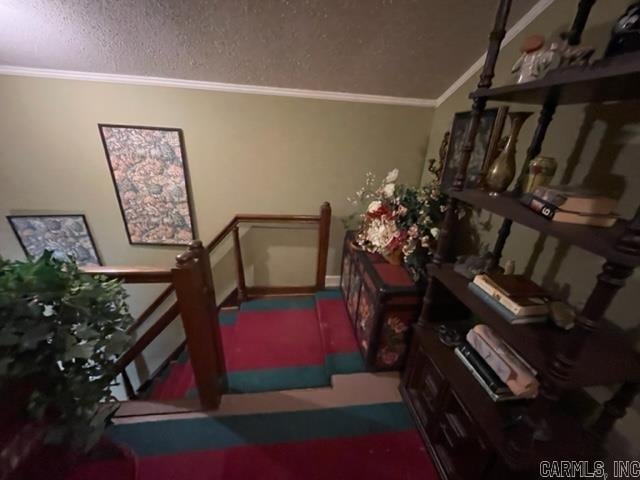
<box><xmin>7</xmin><ymin>214</ymin><xmax>102</xmax><ymax>266</ymax></box>
<box><xmin>98</xmin><ymin>124</ymin><xmax>197</xmax><ymax>246</ymax></box>
<box><xmin>439</xmin><ymin>107</ymin><xmax>508</xmax><ymax>191</ymax></box>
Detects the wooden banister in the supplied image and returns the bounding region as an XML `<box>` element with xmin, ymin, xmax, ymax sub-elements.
<box><xmin>115</xmin><ymin>301</ymin><xmax>180</xmax><ymax>372</ymax></box>
<box><xmin>235</xmin><ymin>213</ymin><xmax>320</xmax><ymax>224</ymax></box>
<box><xmin>232</xmin><ymin>225</ymin><xmax>247</xmax><ymax>303</ymax></box>
<box><xmin>82</xmin><ymin>265</ymin><xmax>173</xmax><ymax>283</ymax></box>
<box><xmin>315</xmin><ymin>202</ymin><xmax>331</xmax><ymax>290</ymax></box>
<box><xmin>206</xmin><ymin>217</ymin><xmax>237</xmax><ymax>252</ymax></box>
<box><xmin>100</xmin><ymin>203</ymin><xmax>331</xmax><ymax>402</ymax></box>
<box><xmin>173</xmin><ymin>242</ymin><xmax>223</xmax><ymax>410</ymax></box>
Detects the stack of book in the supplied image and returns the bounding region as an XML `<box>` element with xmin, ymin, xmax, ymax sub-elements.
<box><xmin>455</xmin><ymin>324</ymin><xmax>539</xmax><ymax>402</ymax></box>
<box><xmin>520</xmin><ymin>185</ymin><xmax>618</xmax><ymax>227</ymax></box>
<box><xmin>468</xmin><ymin>273</ymin><xmax>549</xmax><ymax>325</ymax></box>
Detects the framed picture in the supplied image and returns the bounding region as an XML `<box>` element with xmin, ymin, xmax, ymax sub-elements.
<box><xmin>7</xmin><ymin>214</ymin><xmax>102</xmax><ymax>266</ymax></box>
<box><xmin>98</xmin><ymin>124</ymin><xmax>196</xmax><ymax>246</ymax></box>
<box><xmin>440</xmin><ymin>107</ymin><xmax>508</xmax><ymax>191</ymax></box>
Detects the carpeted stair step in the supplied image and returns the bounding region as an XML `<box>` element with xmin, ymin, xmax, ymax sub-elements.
<box><xmin>225</xmin><ymin>296</ymin><xmax>330</xmax><ymax>393</ymax></box>
<box><xmin>107</xmin><ymin>402</ymin><xmax>438</xmax><ymax>480</ymax></box>
<box><xmin>315</xmin><ymin>289</ymin><xmax>366</xmax><ymax>375</ymax></box>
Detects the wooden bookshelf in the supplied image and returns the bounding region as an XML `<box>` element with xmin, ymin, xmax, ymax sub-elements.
<box><xmin>428</xmin><ymin>263</ymin><xmax>640</xmax><ymax>388</ymax></box>
<box><xmin>449</xmin><ymin>189</ymin><xmax>639</xmax><ymax>267</ymax></box>
<box><xmin>401</xmin><ymin>1</ymin><xmax>640</xmax><ymax>479</ymax></box>
<box><xmin>472</xmin><ymin>52</ymin><xmax>640</xmax><ymax>105</ymax></box>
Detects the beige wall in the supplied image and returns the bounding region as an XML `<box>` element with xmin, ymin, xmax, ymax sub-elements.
<box><xmin>422</xmin><ymin>0</ymin><xmax>640</xmax><ymax>457</ymax></box>
<box><xmin>0</xmin><ymin>75</ymin><xmax>433</xmax><ymax>291</ymax></box>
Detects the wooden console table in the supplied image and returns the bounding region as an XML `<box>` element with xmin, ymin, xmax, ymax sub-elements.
<box><xmin>340</xmin><ymin>232</ymin><xmax>424</xmax><ymax>370</ymax></box>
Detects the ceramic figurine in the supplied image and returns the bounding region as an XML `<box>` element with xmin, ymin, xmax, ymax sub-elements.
<box><xmin>453</xmin><ymin>253</ymin><xmax>494</xmax><ymax>280</ymax></box>
<box><xmin>512</xmin><ymin>35</ymin><xmax>553</xmax><ymax>83</ymax></box>
<box><xmin>605</xmin><ymin>1</ymin><xmax>640</xmax><ymax>58</ymax></box>
<box><xmin>558</xmin><ymin>33</ymin><xmax>595</xmax><ymax>68</ymax></box>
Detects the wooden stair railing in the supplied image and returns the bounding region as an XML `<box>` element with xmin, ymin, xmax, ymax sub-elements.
<box><xmin>83</xmin><ymin>202</ymin><xmax>331</xmax><ymax>409</ymax></box>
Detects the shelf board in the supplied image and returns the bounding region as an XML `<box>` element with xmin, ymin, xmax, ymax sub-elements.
<box><xmin>428</xmin><ymin>263</ymin><xmax>640</xmax><ymax>388</ymax></box>
<box><xmin>415</xmin><ymin>326</ymin><xmax>591</xmax><ymax>469</ymax></box>
<box><xmin>471</xmin><ymin>52</ymin><xmax>640</xmax><ymax>105</ymax></box>
<box><xmin>449</xmin><ymin>189</ymin><xmax>640</xmax><ymax>267</ymax></box>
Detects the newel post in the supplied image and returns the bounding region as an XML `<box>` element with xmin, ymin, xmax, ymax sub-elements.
<box><xmin>315</xmin><ymin>202</ymin><xmax>332</xmax><ymax>290</ymax></box>
<box><xmin>172</xmin><ymin>241</ymin><xmax>224</xmax><ymax>410</ymax></box>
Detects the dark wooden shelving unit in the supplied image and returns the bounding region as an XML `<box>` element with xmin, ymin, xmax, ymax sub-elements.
<box><xmin>472</xmin><ymin>52</ymin><xmax>640</xmax><ymax>105</ymax></box>
<box><xmin>449</xmin><ymin>189</ymin><xmax>639</xmax><ymax>267</ymax></box>
<box><xmin>428</xmin><ymin>263</ymin><xmax>640</xmax><ymax>388</ymax></box>
<box><xmin>401</xmin><ymin>1</ymin><xmax>640</xmax><ymax>479</ymax></box>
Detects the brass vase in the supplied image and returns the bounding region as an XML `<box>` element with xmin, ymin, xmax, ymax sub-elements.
<box><xmin>484</xmin><ymin>112</ymin><xmax>532</xmax><ymax>194</ymax></box>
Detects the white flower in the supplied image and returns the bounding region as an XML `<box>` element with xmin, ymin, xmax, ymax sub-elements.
<box><xmin>420</xmin><ymin>236</ymin><xmax>431</xmax><ymax>247</ymax></box>
<box><xmin>408</xmin><ymin>224</ymin><xmax>419</xmax><ymax>238</ymax></box>
<box><xmin>367</xmin><ymin>200</ymin><xmax>382</xmax><ymax>213</ymax></box>
<box><xmin>385</xmin><ymin>169</ymin><xmax>399</xmax><ymax>184</ymax></box>
<box><xmin>383</xmin><ymin>183</ymin><xmax>395</xmax><ymax>198</ymax></box>
<box><xmin>430</xmin><ymin>227</ymin><xmax>440</xmax><ymax>239</ymax></box>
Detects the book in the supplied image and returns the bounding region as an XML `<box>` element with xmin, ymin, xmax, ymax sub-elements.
<box><xmin>466</xmin><ymin>325</ymin><xmax>539</xmax><ymax>399</ymax></box>
<box><xmin>468</xmin><ymin>283</ymin><xmax>548</xmax><ymax>325</ymax></box>
<box><xmin>454</xmin><ymin>347</ymin><xmax>521</xmax><ymax>402</ymax></box>
<box><xmin>472</xmin><ymin>274</ymin><xmax>549</xmax><ymax>317</ymax></box>
<box><xmin>532</xmin><ymin>185</ymin><xmax>617</xmax><ymax>215</ymax></box>
<box><xmin>521</xmin><ymin>193</ymin><xmax>618</xmax><ymax>227</ymax></box>
<box><xmin>485</xmin><ymin>272</ymin><xmax>548</xmax><ymax>299</ymax></box>
<box><xmin>457</xmin><ymin>342</ymin><xmax>511</xmax><ymax>394</ymax></box>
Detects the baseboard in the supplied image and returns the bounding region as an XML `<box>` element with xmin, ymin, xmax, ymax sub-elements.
<box><xmin>325</xmin><ymin>275</ymin><xmax>340</xmax><ymax>288</ymax></box>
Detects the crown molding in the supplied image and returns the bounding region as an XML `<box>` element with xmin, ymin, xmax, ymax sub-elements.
<box><xmin>0</xmin><ymin>65</ymin><xmax>437</xmax><ymax>108</ymax></box>
<box><xmin>435</xmin><ymin>0</ymin><xmax>555</xmax><ymax>107</ymax></box>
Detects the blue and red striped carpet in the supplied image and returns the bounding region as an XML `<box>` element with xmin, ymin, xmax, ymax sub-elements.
<box><xmin>103</xmin><ymin>402</ymin><xmax>438</xmax><ymax>480</ymax></box>
<box><xmin>148</xmin><ymin>290</ymin><xmax>367</xmax><ymax>398</ymax></box>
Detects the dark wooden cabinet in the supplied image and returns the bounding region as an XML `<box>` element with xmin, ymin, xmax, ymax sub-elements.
<box><xmin>340</xmin><ymin>232</ymin><xmax>424</xmax><ymax>370</ymax></box>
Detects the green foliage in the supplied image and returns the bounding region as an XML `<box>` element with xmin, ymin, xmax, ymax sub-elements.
<box><xmin>0</xmin><ymin>252</ymin><xmax>133</xmax><ymax>451</ymax></box>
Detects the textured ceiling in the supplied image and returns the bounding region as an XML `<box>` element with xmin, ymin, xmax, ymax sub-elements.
<box><xmin>0</xmin><ymin>0</ymin><xmax>538</xmax><ymax>99</ymax></box>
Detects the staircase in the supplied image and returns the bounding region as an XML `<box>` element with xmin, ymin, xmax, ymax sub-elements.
<box><xmin>143</xmin><ymin>289</ymin><xmax>366</xmax><ymax>400</ymax></box>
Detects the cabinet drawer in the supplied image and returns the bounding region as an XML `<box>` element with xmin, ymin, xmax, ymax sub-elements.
<box><xmin>432</xmin><ymin>389</ymin><xmax>491</xmax><ymax>480</ymax></box>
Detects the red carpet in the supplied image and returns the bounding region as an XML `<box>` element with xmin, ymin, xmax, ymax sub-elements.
<box><xmin>146</xmin><ymin>291</ymin><xmax>366</xmax><ymax>398</ymax></box>
<box><xmin>105</xmin><ymin>403</ymin><xmax>439</xmax><ymax>480</ymax></box>
<box><xmin>225</xmin><ymin>308</ymin><xmax>324</xmax><ymax>370</ymax></box>
<box><xmin>137</xmin><ymin>431</ymin><xmax>433</xmax><ymax>480</ymax></box>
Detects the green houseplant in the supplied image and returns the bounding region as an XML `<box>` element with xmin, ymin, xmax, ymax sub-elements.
<box><xmin>0</xmin><ymin>251</ymin><xmax>133</xmax><ymax>455</ymax></box>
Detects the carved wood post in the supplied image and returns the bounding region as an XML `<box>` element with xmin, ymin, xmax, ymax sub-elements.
<box><xmin>507</xmin><ymin>261</ymin><xmax>633</xmax><ymax>458</ymax></box>
<box><xmin>419</xmin><ymin>0</ymin><xmax>512</xmax><ymax>326</ymax></box>
<box><xmin>588</xmin><ymin>382</ymin><xmax>640</xmax><ymax>444</ymax></box>
<box><xmin>173</xmin><ymin>247</ymin><xmax>223</xmax><ymax>410</ymax></box>
<box><xmin>567</xmin><ymin>0</ymin><xmax>597</xmax><ymax>46</ymax></box>
<box><xmin>232</xmin><ymin>225</ymin><xmax>247</xmax><ymax>303</ymax></box>
<box><xmin>315</xmin><ymin>202</ymin><xmax>332</xmax><ymax>290</ymax></box>
<box><xmin>188</xmin><ymin>240</ymin><xmax>227</xmax><ymax>381</ymax></box>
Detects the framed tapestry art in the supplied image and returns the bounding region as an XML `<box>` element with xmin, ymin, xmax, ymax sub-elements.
<box><xmin>440</xmin><ymin>107</ymin><xmax>508</xmax><ymax>191</ymax></box>
<box><xmin>8</xmin><ymin>214</ymin><xmax>102</xmax><ymax>266</ymax></box>
<box><xmin>99</xmin><ymin>124</ymin><xmax>196</xmax><ymax>246</ymax></box>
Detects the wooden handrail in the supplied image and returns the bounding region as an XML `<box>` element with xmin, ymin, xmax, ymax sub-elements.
<box><xmin>205</xmin><ymin>217</ymin><xmax>237</xmax><ymax>252</ymax></box>
<box><xmin>82</xmin><ymin>265</ymin><xmax>173</xmax><ymax>283</ymax></box>
<box><xmin>235</xmin><ymin>213</ymin><xmax>321</xmax><ymax>224</ymax></box>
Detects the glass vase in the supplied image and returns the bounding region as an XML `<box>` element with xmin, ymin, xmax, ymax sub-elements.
<box><xmin>484</xmin><ymin>112</ymin><xmax>532</xmax><ymax>195</ymax></box>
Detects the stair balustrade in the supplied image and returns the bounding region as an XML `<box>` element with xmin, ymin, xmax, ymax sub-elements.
<box><xmin>82</xmin><ymin>202</ymin><xmax>332</xmax><ymax>410</ymax></box>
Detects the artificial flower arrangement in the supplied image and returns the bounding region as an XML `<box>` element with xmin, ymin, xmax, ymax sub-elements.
<box><xmin>345</xmin><ymin>169</ymin><xmax>448</xmax><ymax>281</ymax></box>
